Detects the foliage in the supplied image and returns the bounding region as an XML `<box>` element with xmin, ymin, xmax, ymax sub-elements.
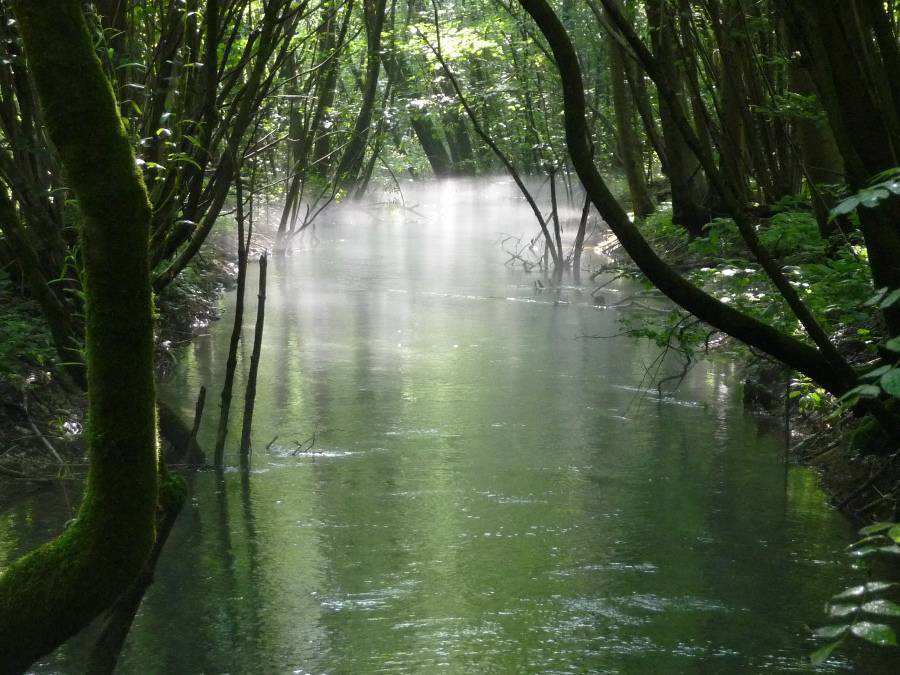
<box><xmin>0</xmin><ymin>271</ymin><xmax>56</xmax><ymax>381</ymax></box>
<box><xmin>830</xmin><ymin>169</ymin><xmax>900</xmax><ymax>221</ymax></box>
<box><xmin>841</xmin><ymin>295</ymin><xmax>900</xmax><ymax>407</ymax></box>
<box><xmin>810</xmin><ymin>522</ymin><xmax>900</xmax><ymax>666</ymax></box>
<box><xmin>637</xmin><ymin>207</ymin><xmax>881</xmax><ymax>369</ymax></box>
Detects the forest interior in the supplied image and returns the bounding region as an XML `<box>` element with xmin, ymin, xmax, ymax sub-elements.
<box><xmin>0</xmin><ymin>0</ymin><xmax>899</xmax><ymax>672</ymax></box>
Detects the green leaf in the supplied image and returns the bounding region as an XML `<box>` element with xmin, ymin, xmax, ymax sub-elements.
<box><xmin>861</xmin><ymin>600</ymin><xmax>900</xmax><ymax>617</ymax></box>
<box><xmin>850</xmin><ymin>534</ymin><xmax>891</xmax><ymax>548</ymax></box>
<box><xmin>864</xmin><ymin>288</ymin><xmax>889</xmax><ymax>307</ymax></box>
<box><xmin>861</xmin><ymin>365</ymin><xmax>892</xmax><ymax>381</ymax></box>
<box><xmin>115</xmin><ymin>61</ymin><xmax>147</xmax><ymax>71</ymax></box>
<box><xmin>860</xmin><ymin>522</ymin><xmax>896</xmax><ymax>536</ymax></box>
<box><xmin>828</xmin><ymin>604</ymin><xmax>859</xmax><ymax>617</ymax></box>
<box><xmin>870</xmin><ymin>167</ymin><xmax>900</xmax><ymax>183</ymax></box>
<box><xmin>834</xmin><ymin>582</ymin><xmax>897</xmax><ymax>600</ymax></box>
<box><xmin>881</xmin><ymin>369</ymin><xmax>900</xmax><ymax>396</ymax></box>
<box><xmin>809</xmin><ymin>640</ymin><xmax>841</xmax><ymax>666</ymax></box>
<box><xmin>814</xmin><ymin>624</ymin><xmax>849</xmax><ymax>639</ymax></box>
<box><xmin>861</xmin><ymin>188</ymin><xmax>890</xmax><ymax>208</ymax></box>
<box><xmin>890</xmin><ymin>525</ymin><xmax>900</xmax><ymax>544</ymax></box>
<box><xmin>850</xmin><ymin>621</ymin><xmax>897</xmax><ymax>646</ymax></box>
<box><xmin>886</xmin><ymin>337</ymin><xmax>900</xmax><ymax>353</ymax></box>
<box><xmin>881</xmin><ymin>289</ymin><xmax>900</xmax><ymax>309</ymax></box>
<box><xmin>843</xmin><ymin>385</ymin><xmax>882</xmax><ymax>401</ymax></box>
<box><xmin>168</xmin><ymin>153</ymin><xmax>203</xmax><ymax>171</ymax></box>
<box><xmin>182</xmin><ymin>134</ymin><xmax>206</xmax><ymax>150</ymax></box>
<box><xmin>830</xmin><ymin>195</ymin><xmax>861</xmax><ymax>220</ymax></box>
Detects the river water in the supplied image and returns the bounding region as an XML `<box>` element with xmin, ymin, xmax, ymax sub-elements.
<box><xmin>2</xmin><ymin>180</ymin><xmax>894</xmax><ymax>672</ymax></box>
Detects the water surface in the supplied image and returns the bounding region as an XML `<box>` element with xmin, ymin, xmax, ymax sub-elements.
<box><xmin>2</xmin><ymin>180</ymin><xmax>892</xmax><ymax>672</ymax></box>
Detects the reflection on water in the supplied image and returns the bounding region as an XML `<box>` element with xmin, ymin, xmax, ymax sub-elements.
<box><xmin>1</xmin><ymin>180</ymin><xmax>893</xmax><ymax>672</ymax></box>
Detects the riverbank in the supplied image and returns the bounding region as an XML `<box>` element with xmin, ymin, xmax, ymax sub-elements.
<box><xmin>744</xmin><ymin>361</ymin><xmax>898</xmax><ymax>523</ymax></box>
<box><xmin>613</xmin><ymin>207</ymin><xmax>899</xmax><ymax>524</ymax></box>
<box><xmin>0</xmin><ymin>230</ymin><xmax>237</xmax><ymax>493</ymax></box>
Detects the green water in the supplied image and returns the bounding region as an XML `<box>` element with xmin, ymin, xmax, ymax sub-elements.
<box><xmin>2</xmin><ymin>181</ymin><xmax>894</xmax><ymax>672</ymax></box>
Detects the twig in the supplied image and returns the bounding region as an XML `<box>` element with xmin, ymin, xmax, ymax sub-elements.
<box><xmin>0</xmin><ymin>464</ymin><xmax>77</xmax><ymax>483</ymax></box>
<box><xmin>21</xmin><ymin>389</ymin><xmax>65</xmax><ymax>466</ymax></box>
<box><xmin>291</xmin><ymin>431</ymin><xmax>317</xmax><ymax>456</ymax></box>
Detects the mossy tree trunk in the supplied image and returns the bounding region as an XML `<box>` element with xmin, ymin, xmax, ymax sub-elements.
<box><xmin>0</xmin><ymin>1</ymin><xmax>160</xmax><ymax>671</ymax></box>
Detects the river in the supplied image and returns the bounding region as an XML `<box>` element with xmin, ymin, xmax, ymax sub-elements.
<box><xmin>2</xmin><ymin>179</ymin><xmax>893</xmax><ymax>672</ymax></box>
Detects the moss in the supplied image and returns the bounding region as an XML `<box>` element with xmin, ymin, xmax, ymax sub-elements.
<box><xmin>158</xmin><ymin>465</ymin><xmax>188</xmax><ymax>516</ymax></box>
<box><xmin>0</xmin><ymin>1</ymin><xmax>159</xmax><ymax>671</ymax></box>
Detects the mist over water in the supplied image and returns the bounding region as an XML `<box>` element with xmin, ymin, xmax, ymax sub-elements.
<box><xmin>3</xmin><ymin>179</ymin><xmax>892</xmax><ymax>672</ymax></box>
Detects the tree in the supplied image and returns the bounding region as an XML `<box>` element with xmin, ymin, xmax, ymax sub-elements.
<box><xmin>776</xmin><ymin>0</ymin><xmax>900</xmax><ymax>337</ymax></box>
<box><xmin>334</xmin><ymin>0</ymin><xmax>389</xmax><ymax>192</ymax></box>
<box><xmin>643</xmin><ymin>0</ymin><xmax>709</xmax><ymax>234</ymax></box>
<box><xmin>604</xmin><ymin>0</ymin><xmax>654</xmax><ymax>218</ymax></box>
<box><xmin>515</xmin><ymin>0</ymin><xmax>857</xmax><ymax>398</ymax></box>
<box><xmin>0</xmin><ymin>1</ymin><xmax>166</xmax><ymax>670</ymax></box>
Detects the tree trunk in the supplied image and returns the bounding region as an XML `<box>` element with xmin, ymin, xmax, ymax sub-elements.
<box><xmin>789</xmin><ymin>59</ymin><xmax>846</xmax><ymax>239</ymax></box>
<box><xmin>644</xmin><ymin>0</ymin><xmax>709</xmax><ymax>235</ymax></box>
<box><xmin>240</xmin><ymin>254</ymin><xmax>268</xmax><ymax>467</ymax></box>
<box><xmin>437</xmin><ymin>77</ymin><xmax>477</xmax><ymax>174</ymax></box>
<box><xmin>600</xmin><ymin>0</ymin><xmax>852</xmax><ymax>380</ymax></box>
<box><xmin>779</xmin><ymin>0</ymin><xmax>900</xmax><ymax>335</ymax></box>
<box><xmin>311</xmin><ymin>1</ymin><xmax>347</xmax><ymax>175</ymax></box>
<box><xmin>0</xmin><ymin>1</ymin><xmax>162</xmax><ymax>669</ymax></box>
<box><xmin>0</xmin><ymin>188</ymin><xmax>84</xmax><ymax>386</ymax></box>
<box><xmin>214</xmin><ymin>172</ymin><xmax>250</xmax><ymax>466</ymax></box>
<box><xmin>607</xmin><ymin>12</ymin><xmax>654</xmax><ymax>219</ymax></box>
<box><xmin>381</xmin><ymin>50</ymin><xmax>454</xmax><ymax>177</ymax></box>
<box><xmin>572</xmin><ymin>192</ymin><xmax>591</xmax><ymax>285</ymax></box>
<box><xmin>550</xmin><ymin>168</ymin><xmax>565</xmax><ymax>283</ymax></box>
<box><xmin>334</xmin><ymin>0</ymin><xmax>388</xmax><ymax>192</ymax></box>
